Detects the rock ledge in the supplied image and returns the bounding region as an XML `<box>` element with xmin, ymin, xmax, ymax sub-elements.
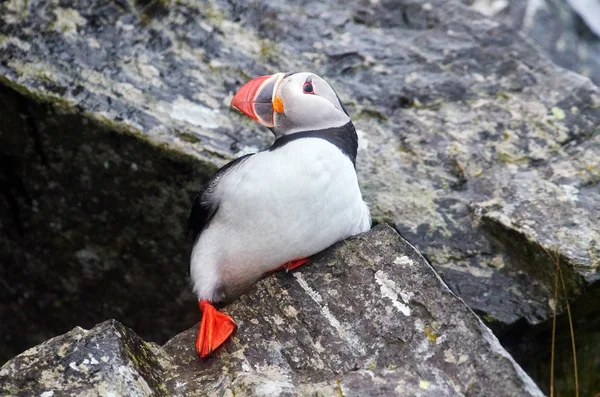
<box><xmin>0</xmin><ymin>225</ymin><xmax>543</xmax><ymax>397</ymax></box>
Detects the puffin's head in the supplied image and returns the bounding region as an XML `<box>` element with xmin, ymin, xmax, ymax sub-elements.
<box><xmin>231</xmin><ymin>72</ymin><xmax>350</xmax><ymax>137</ymax></box>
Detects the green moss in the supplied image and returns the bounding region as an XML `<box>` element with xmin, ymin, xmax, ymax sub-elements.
<box><xmin>0</xmin><ymin>385</ymin><xmax>19</xmax><ymax>395</ymax></box>
<box><xmin>202</xmin><ymin>3</ymin><xmax>224</xmax><ymax>24</ymax></box>
<box><xmin>0</xmin><ymin>74</ymin><xmax>72</xmax><ymax>111</ymax></box>
<box><xmin>356</xmin><ymin>108</ymin><xmax>389</xmax><ymax>122</ymax></box>
<box><xmin>335</xmin><ymin>380</ymin><xmax>345</xmax><ymax>397</ymax></box>
<box><xmin>343</xmin><ymin>99</ymin><xmax>359</xmax><ymax>109</ymax></box>
<box><xmin>411</xmin><ymin>98</ymin><xmax>445</xmax><ymax>110</ymax></box>
<box><xmin>497</xmin><ymin>151</ymin><xmax>530</xmax><ymax>165</ymax></box>
<box><xmin>177</xmin><ymin>131</ymin><xmax>201</xmax><ymax>144</ymax></box>
<box><xmin>588</xmin><ymin>244</ymin><xmax>600</xmax><ymax>269</ymax></box>
<box><xmin>496</xmin><ymin>91</ymin><xmax>511</xmax><ymax>100</ymax></box>
<box><xmin>370</xmin><ymin>214</ymin><xmax>395</xmax><ymax>227</ymax></box>
<box><xmin>259</xmin><ymin>40</ymin><xmax>280</xmax><ymax>63</ymax></box>
<box><xmin>482</xmin><ymin>314</ymin><xmax>496</xmax><ymax>323</ymax></box>
<box><xmin>550</xmin><ymin>106</ymin><xmax>566</xmax><ymax>120</ymax></box>
<box><xmin>423</xmin><ymin>325</ymin><xmax>438</xmax><ymax>343</ymax></box>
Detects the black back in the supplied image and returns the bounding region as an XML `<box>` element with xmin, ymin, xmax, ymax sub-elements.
<box><xmin>187</xmin><ymin>154</ymin><xmax>253</xmax><ymax>241</ymax></box>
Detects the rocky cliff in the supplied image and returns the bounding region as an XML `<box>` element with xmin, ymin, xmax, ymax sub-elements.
<box><xmin>0</xmin><ymin>225</ymin><xmax>543</xmax><ymax>396</ymax></box>
<box><xmin>466</xmin><ymin>0</ymin><xmax>600</xmax><ymax>86</ymax></box>
<box><xmin>1</xmin><ymin>0</ymin><xmax>598</xmax><ymax>394</ymax></box>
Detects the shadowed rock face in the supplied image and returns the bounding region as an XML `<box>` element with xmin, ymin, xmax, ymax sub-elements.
<box><xmin>0</xmin><ymin>0</ymin><xmax>599</xmax><ymax>392</ymax></box>
<box><xmin>0</xmin><ymin>225</ymin><xmax>544</xmax><ymax>397</ymax></box>
<box><xmin>0</xmin><ymin>83</ymin><xmax>213</xmax><ymax>362</ymax></box>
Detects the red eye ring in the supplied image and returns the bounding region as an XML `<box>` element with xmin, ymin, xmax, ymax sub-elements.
<box><xmin>303</xmin><ymin>82</ymin><xmax>315</xmax><ymax>94</ymax></box>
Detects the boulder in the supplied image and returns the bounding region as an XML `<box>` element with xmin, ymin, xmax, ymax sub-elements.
<box><xmin>0</xmin><ymin>225</ymin><xmax>543</xmax><ymax>397</ymax></box>
<box><xmin>466</xmin><ymin>0</ymin><xmax>600</xmax><ymax>86</ymax></box>
<box><xmin>1</xmin><ymin>0</ymin><xmax>599</xmax><ymax>391</ymax></box>
<box><xmin>0</xmin><ymin>320</ymin><xmax>169</xmax><ymax>397</ymax></box>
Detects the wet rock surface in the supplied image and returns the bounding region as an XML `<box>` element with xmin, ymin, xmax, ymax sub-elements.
<box><xmin>1</xmin><ymin>0</ymin><xmax>599</xmax><ymax>392</ymax></box>
<box><xmin>0</xmin><ymin>225</ymin><xmax>543</xmax><ymax>397</ymax></box>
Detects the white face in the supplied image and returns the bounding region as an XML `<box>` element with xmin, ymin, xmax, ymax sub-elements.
<box><xmin>272</xmin><ymin>72</ymin><xmax>350</xmax><ymax>136</ymax></box>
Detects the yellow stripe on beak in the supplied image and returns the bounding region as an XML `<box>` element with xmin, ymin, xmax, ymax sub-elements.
<box><xmin>273</xmin><ymin>96</ymin><xmax>284</xmax><ymax>113</ymax></box>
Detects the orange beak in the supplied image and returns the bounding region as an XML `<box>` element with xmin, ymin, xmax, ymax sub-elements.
<box><xmin>231</xmin><ymin>73</ymin><xmax>285</xmax><ymax>127</ymax></box>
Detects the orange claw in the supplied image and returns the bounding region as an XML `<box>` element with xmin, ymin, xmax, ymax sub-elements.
<box><xmin>283</xmin><ymin>257</ymin><xmax>309</xmax><ymax>271</ymax></box>
<box><xmin>196</xmin><ymin>300</ymin><xmax>236</xmax><ymax>358</ymax></box>
<box><xmin>266</xmin><ymin>258</ymin><xmax>309</xmax><ymax>275</ymax></box>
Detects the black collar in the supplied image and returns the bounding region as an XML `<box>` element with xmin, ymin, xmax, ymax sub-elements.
<box><xmin>268</xmin><ymin>122</ymin><xmax>358</xmax><ymax>167</ymax></box>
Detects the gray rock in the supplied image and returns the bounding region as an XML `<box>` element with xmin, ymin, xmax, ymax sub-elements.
<box><xmin>466</xmin><ymin>0</ymin><xmax>600</xmax><ymax>85</ymax></box>
<box><xmin>567</xmin><ymin>0</ymin><xmax>600</xmax><ymax>37</ymax></box>
<box><xmin>1</xmin><ymin>0</ymin><xmax>599</xmax><ymax>391</ymax></box>
<box><xmin>0</xmin><ymin>225</ymin><xmax>544</xmax><ymax>396</ymax></box>
<box><xmin>0</xmin><ymin>320</ymin><xmax>169</xmax><ymax>397</ymax></box>
<box><xmin>0</xmin><ymin>81</ymin><xmax>212</xmax><ymax>361</ymax></box>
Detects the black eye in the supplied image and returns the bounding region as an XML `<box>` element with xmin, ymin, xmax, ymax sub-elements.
<box><xmin>303</xmin><ymin>82</ymin><xmax>314</xmax><ymax>94</ymax></box>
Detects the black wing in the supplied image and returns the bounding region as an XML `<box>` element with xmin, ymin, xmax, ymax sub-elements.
<box><xmin>187</xmin><ymin>153</ymin><xmax>253</xmax><ymax>241</ymax></box>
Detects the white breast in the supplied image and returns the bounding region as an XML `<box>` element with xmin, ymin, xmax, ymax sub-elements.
<box><xmin>190</xmin><ymin>138</ymin><xmax>370</xmax><ymax>301</ymax></box>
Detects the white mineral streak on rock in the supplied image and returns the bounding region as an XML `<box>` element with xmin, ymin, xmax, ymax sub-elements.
<box><xmin>374</xmin><ymin>270</ymin><xmax>411</xmax><ymax>316</ymax></box>
<box><xmin>559</xmin><ymin>184</ymin><xmax>579</xmax><ymax>202</ymax></box>
<box><xmin>234</xmin><ymin>146</ymin><xmax>261</xmax><ymax>157</ymax></box>
<box><xmin>294</xmin><ymin>273</ymin><xmax>366</xmax><ymax>355</ymax></box>
<box><xmin>254</xmin><ymin>380</ymin><xmax>295</xmax><ymax>396</ymax></box>
<box><xmin>393</xmin><ymin>255</ymin><xmax>414</xmax><ymax>267</ymax></box>
<box><xmin>116</xmin><ymin>365</ymin><xmax>152</xmax><ymax>397</ymax></box>
<box><xmin>195</xmin><ymin>92</ymin><xmax>221</xmax><ymax>109</ymax></box>
<box><xmin>408</xmin><ymin>228</ymin><xmax>545</xmax><ymax>397</ymax></box>
<box><xmin>250</xmin><ymin>341</ymin><xmax>297</xmax><ymax>394</ymax></box>
<box><xmin>470</xmin><ymin>0</ymin><xmax>509</xmax><ymax>16</ymax></box>
<box><xmin>169</xmin><ymin>97</ymin><xmax>220</xmax><ymax>129</ymax></box>
<box><xmin>282</xmin><ymin>305</ymin><xmax>298</xmax><ymax>318</ymax></box>
<box><xmin>444</xmin><ymin>348</ymin><xmax>457</xmax><ymax>363</ymax></box>
<box><xmin>52</xmin><ymin>8</ymin><xmax>87</xmax><ymax>39</ymax></box>
<box><xmin>0</xmin><ymin>36</ymin><xmax>30</xmax><ymax>51</ymax></box>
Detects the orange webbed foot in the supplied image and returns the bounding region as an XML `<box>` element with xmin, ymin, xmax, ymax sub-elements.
<box><xmin>283</xmin><ymin>258</ymin><xmax>309</xmax><ymax>271</ymax></box>
<box><xmin>266</xmin><ymin>258</ymin><xmax>309</xmax><ymax>276</ymax></box>
<box><xmin>196</xmin><ymin>300</ymin><xmax>236</xmax><ymax>358</ymax></box>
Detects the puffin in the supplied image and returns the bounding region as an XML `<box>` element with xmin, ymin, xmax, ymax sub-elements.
<box><xmin>188</xmin><ymin>72</ymin><xmax>371</xmax><ymax>358</ymax></box>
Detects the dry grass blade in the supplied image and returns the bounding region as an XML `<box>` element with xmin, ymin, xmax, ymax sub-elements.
<box><xmin>550</xmin><ymin>250</ymin><xmax>559</xmax><ymax>397</ymax></box>
<box><xmin>555</xmin><ymin>254</ymin><xmax>579</xmax><ymax>397</ymax></box>
<box><xmin>543</xmin><ymin>247</ymin><xmax>579</xmax><ymax>397</ymax></box>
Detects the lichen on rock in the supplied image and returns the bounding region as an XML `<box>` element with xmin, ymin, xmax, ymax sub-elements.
<box><xmin>0</xmin><ymin>0</ymin><xmax>598</xmax><ymax>393</ymax></box>
<box><xmin>0</xmin><ymin>226</ymin><xmax>544</xmax><ymax>396</ymax></box>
